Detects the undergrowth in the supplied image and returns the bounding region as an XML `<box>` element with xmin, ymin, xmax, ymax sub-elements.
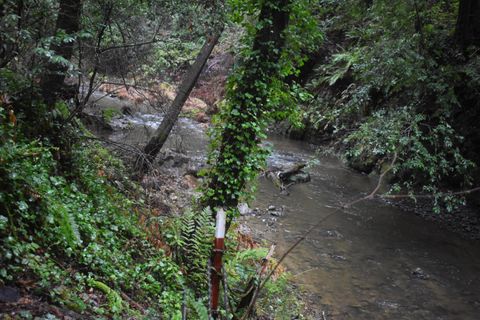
<box><xmin>299</xmin><ymin>0</ymin><xmax>480</xmax><ymax>211</ymax></box>
<box><xmin>0</xmin><ymin>106</ymin><xmax>304</xmax><ymax>319</ymax></box>
<box><xmin>0</xmin><ymin>106</ymin><xmax>188</xmax><ymax>318</ymax></box>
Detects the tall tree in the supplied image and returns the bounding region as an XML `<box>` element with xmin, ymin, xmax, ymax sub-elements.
<box><xmin>201</xmin><ymin>0</ymin><xmax>291</xmax><ymax>222</ymax></box>
<box><xmin>40</xmin><ymin>0</ymin><xmax>82</xmax><ymax>106</ymax></box>
<box><xmin>455</xmin><ymin>0</ymin><xmax>480</xmax><ymax>49</ymax></box>
<box><xmin>138</xmin><ymin>30</ymin><xmax>222</xmax><ymax>172</ymax></box>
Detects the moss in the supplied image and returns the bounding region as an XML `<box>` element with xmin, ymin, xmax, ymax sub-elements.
<box><xmin>101</xmin><ymin>107</ymin><xmax>122</xmax><ymax>123</ymax></box>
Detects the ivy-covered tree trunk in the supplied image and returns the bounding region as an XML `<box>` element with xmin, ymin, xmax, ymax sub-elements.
<box><xmin>455</xmin><ymin>0</ymin><xmax>480</xmax><ymax>49</ymax></box>
<box><xmin>40</xmin><ymin>0</ymin><xmax>82</xmax><ymax>106</ymax></box>
<box><xmin>201</xmin><ymin>0</ymin><xmax>291</xmax><ymax>221</ymax></box>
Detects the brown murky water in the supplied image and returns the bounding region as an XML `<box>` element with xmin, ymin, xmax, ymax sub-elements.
<box><xmin>98</xmin><ymin>107</ymin><xmax>480</xmax><ymax>319</ymax></box>
<box><xmin>251</xmin><ymin>136</ymin><xmax>480</xmax><ymax>320</ymax></box>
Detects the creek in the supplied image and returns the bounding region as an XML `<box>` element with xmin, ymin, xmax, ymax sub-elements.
<box><xmin>94</xmin><ymin>106</ymin><xmax>480</xmax><ymax>319</ymax></box>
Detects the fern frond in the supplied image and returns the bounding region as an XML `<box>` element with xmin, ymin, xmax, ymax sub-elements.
<box><xmin>53</xmin><ymin>203</ymin><xmax>81</xmax><ymax>248</ymax></box>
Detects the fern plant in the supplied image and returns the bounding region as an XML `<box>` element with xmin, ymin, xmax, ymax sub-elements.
<box><xmin>163</xmin><ymin>208</ymin><xmax>215</xmax><ymax>291</ymax></box>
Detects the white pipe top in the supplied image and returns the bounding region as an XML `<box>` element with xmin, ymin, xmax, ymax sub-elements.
<box><xmin>215</xmin><ymin>208</ymin><xmax>226</xmax><ymax>238</ymax></box>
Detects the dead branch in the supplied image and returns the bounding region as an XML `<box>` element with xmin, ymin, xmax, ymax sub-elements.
<box><xmin>120</xmin><ymin>291</ymin><xmax>145</xmax><ymax>314</ymax></box>
<box><xmin>378</xmin><ymin>186</ymin><xmax>480</xmax><ymax>199</ymax></box>
<box><xmin>344</xmin><ymin>152</ymin><xmax>397</xmax><ymax>208</ymax></box>
<box><xmin>99</xmin><ymin>38</ymin><xmax>163</xmax><ymax>53</ymax></box>
<box><xmin>240</xmin><ymin>244</ymin><xmax>276</xmax><ymax>319</ymax></box>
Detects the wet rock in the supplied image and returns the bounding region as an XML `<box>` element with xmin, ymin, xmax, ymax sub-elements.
<box><xmin>411</xmin><ymin>267</ymin><xmax>429</xmax><ymax>280</ymax></box>
<box><xmin>265</xmin><ymin>162</ymin><xmax>312</xmax><ymax>190</ymax></box>
<box><xmin>331</xmin><ymin>254</ymin><xmax>347</xmax><ymax>261</ymax></box>
<box><xmin>158</xmin><ymin>150</ymin><xmax>190</xmax><ymax>169</ymax></box>
<box><xmin>323</xmin><ymin>229</ymin><xmax>344</xmax><ymax>239</ymax></box>
<box><xmin>0</xmin><ymin>286</ymin><xmax>20</xmax><ymax>303</ymax></box>
<box><xmin>267</xmin><ymin>217</ymin><xmax>277</xmax><ymax>226</ymax></box>
<box><xmin>377</xmin><ymin>300</ymin><xmax>400</xmax><ymax>309</ymax></box>
<box><xmin>238</xmin><ymin>203</ymin><xmax>252</xmax><ymax>216</ymax></box>
<box><xmin>238</xmin><ymin>223</ymin><xmax>252</xmax><ymax>236</ymax></box>
<box><xmin>80</xmin><ymin>112</ymin><xmax>114</xmax><ymax>131</ymax></box>
<box><xmin>270</xmin><ymin>210</ymin><xmax>284</xmax><ymax>217</ymax></box>
<box><xmin>277</xmin><ymin>163</ymin><xmax>307</xmax><ymax>180</ymax></box>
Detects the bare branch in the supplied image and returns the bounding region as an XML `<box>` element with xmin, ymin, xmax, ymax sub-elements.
<box><xmin>344</xmin><ymin>152</ymin><xmax>398</xmax><ymax>208</ymax></box>
<box><xmin>379</xmin><ymin>186</ymin><xmax>480</xmax><ymax>199</ymax></box>
<box><xmin>99</xmin><ymin>39</ymin><xmax>163</xmax><ymax>54</ymax></box>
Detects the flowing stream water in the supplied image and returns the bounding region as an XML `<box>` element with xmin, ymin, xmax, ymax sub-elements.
<box><xmin>250</xmin><ymin>136</ymin><xmax>480</xmax><ymax>319</ymax></box>
<box><xmin>98</xmin><ymin>109</ymin><xmax>480</xmax><ymax>319</ymax></box>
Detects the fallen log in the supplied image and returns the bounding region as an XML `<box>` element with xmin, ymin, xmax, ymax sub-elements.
<box><xmin>277</xmin><ymin>163</ymin><xmax>306</xmax><ymax>181</ymax></box>
<box><xmin>264</xmin><ymin>162</ymin><xmax>311</xmax><ymax>191</ymax></box>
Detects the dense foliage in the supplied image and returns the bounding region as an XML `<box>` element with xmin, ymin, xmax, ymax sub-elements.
<box><xmin>298</xmin><ymin>0</ymin><xmax>480</xmax><ymax>210</ymax></box>
<box><xmin>0</xmin><ymin>114</ymin><xmax>186</xmax><ymax>318</ymax></box>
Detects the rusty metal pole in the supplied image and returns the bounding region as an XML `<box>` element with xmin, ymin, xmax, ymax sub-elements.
<box><xmin>211</xmin><ymin>208</ymin><xmax>226</xmax><ymax>319</ymax></box>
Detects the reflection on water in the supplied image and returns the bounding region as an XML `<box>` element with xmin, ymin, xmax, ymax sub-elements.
<box><xmin>101</xmin><ymin>113</ymin><xmax>480</xmax><ymax>319</ymax></box>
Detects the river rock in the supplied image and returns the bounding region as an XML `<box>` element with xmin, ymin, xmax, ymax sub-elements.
<box><xmin>238</xmin><ymin>223</ymin><xmax>252</xmax><ymax>236</ymax></box>
<box><xmin>411</xmin><ymin>267</ymin><xmax>429</xmax><ymax>280</ymax></box>
<box><xmin>266</xmin><ymin>162</ymin><xmax>312</xmax><ymax>189</ymax></box>
<box><xmin>323</xmin><ymin>229</ymin><xmax>344</xmax><ymax>239</ymax></box>
<box><xmin>158</xmin><ymin>150</ymin><xmax>190</xmax><ymax>169</ymax></box>
<box><xmin>270</xmin><ymin>210</ymin><xmax>284</xmax><ymax>217</ymax></box>
<box><xmin>268</xmin><ymin>205</ymin><xmax>285</xmax><ymax>217</ymax></box>
<box><xmin>238</xmin><ymin>203</ymin><xmax>252</xmax><ymax>216</ymax></box>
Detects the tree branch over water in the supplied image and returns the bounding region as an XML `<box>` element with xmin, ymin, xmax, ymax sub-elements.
<box><xmin>378</xmin><ymin>187</ymin><xmax>480</xmax><ymax>199</ymax></box>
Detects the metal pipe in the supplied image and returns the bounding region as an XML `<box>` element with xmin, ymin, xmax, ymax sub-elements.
<box><xmin>211</xmin><ymin>208</ymin><xmax>226</xmax><ymax>318</ymax></box>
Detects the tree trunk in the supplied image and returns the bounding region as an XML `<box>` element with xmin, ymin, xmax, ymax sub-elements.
<box><xmin>138</xmin><ymin>31</ymin><xmax>222</xmax><ymax>172</ymax></box>
<box><xmin>455</xmin><ymin>0</ymin><xmax>480</xmax><ymax>49</ymax></box>
<box><xmin>0</xmin><ymin>1</ymin><xmax>24</xmax><ymax>68</ymax></box>
<box><xmin>40</xmin><ymin>0</ymin><xmax>82</xmax><ymax>106</ymax></box>
<box><xmin>202</xmin><ymin>0</ymin><xmax>291</xmax><ymax>217</ymax></box>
